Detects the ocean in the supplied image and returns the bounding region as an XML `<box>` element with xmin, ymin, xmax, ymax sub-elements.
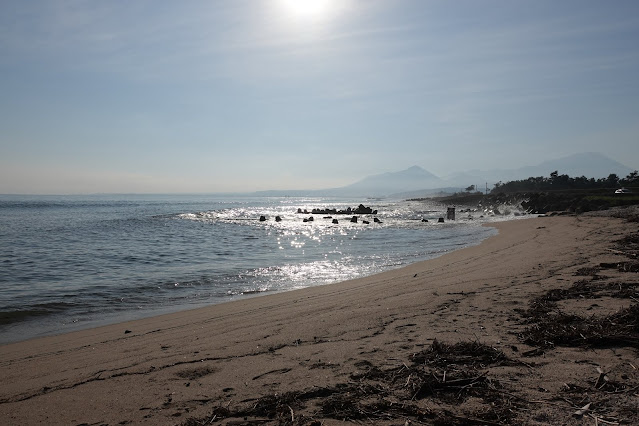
<box><xmin>0</xmin><ymin>194</ymin><xmax>518</xmax><ymax>344</ymax></box>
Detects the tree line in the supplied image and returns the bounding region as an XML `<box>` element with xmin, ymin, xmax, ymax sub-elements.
<box><xmin>491</xmin><ymin>170</ymin><xmax>639</xmax><ymax>193</ymax></box>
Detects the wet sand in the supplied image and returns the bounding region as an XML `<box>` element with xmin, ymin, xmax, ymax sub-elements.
<box><xmin>1</xmin><ymin>215</ymin><xmax>638</xmax><ymax>425</ymax></box>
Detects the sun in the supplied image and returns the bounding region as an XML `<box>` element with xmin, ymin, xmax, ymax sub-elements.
<box><xmin>277</xmin><ymin>0</ymin><xmax>337</xmax><ymax>21</ymax></box>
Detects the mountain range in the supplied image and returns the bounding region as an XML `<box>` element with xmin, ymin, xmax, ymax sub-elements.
<box><xmin>255</xmin><ymin>152</ymin><xmax>635</xmax><ymax>198</ymax></box>
<box><xmin>443</xmin><ymin>152</ymin><xmax>634</xmax><ymax>188</ymax></box>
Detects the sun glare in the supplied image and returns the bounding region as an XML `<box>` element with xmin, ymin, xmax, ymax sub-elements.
<box><xmin>278</xmin><ymin>0</ymin><xmax>336</xmax><ymax>21</ymax></box>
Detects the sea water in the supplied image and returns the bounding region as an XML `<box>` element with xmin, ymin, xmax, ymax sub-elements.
<box><xmin>0</xmin><ymin>194</ymin><xmax>514</xmax><ymax>344</ymax></box>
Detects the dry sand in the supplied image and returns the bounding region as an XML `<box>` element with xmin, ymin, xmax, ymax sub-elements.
<box><xmin>1</xmin><ymin>215</ymin><xmax>638</xmax><ymax>425</ymax></box>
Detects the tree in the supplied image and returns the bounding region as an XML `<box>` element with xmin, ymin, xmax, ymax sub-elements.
<box><xmin>465</xmin><ymin>185</ymin><xmax>475</xmax><ymax>192</ymax></box>
<box><xmin>621</xmin><ymin>170</ymin><xmax>638</xmax><ymax>186</ymax></box>
<box><xmin>604</xmin><ymin>173</ymin><xmax>619</xmax><ymax>188</ymax></box>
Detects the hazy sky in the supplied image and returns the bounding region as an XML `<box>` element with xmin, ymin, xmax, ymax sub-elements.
<box><xmin>1</xmin><ymin>0</ymin><xmax>638</xmax><ymax>194</ymax></box>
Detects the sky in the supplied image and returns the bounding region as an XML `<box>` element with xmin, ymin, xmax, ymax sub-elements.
<box><xmin>1</xmin><ymin>0</ymin><xmax>638</xmax><ymax>194</ymax></box>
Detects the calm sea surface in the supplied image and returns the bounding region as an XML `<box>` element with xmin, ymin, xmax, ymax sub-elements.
<box><xmin>0</xmin><ymin>194</ymin><xmax>518</xmax><ymax>344</ymax></box>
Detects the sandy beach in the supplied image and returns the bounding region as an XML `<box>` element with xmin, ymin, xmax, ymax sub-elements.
<box><xmin>1</xmin><ymin>214</ymin><xmax>638</xmax><ymax>425</ymax></box>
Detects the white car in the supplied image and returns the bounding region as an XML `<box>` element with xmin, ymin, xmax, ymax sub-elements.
<box><xmin>615</xmin><ymin>188</ymin><xmax>631</xmax><ymax>194</ymax></box>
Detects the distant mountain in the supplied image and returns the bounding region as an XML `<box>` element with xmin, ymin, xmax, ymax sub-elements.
<box><xmin>252</xmin><ymin>152</ymin><xmax>635</xmax><ymax>198</ymax></box>
<box><xmin>444</xmin><ymin>152</ymin><xmax>634</xmax><ymax>187</ymax></box>
<box><xmin>329</xmin><ymin>166</ymin><xmax>444</xmax><ymax>197</ymax></box>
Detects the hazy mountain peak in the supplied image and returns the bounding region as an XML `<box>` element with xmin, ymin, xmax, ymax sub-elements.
<box><xmin>335</xmin><ymin>165</ymin><xmax>442</xmax><ymax>196</ymax></box>
<box><xmin>405</xmin><ymin>165</ymin><xmax>425</xmax><ymax>172</ymax></box>
<box><xmin>379</xmin><ymin>165</ymin><xmax>439</xmax><ymax>178</ymax></box>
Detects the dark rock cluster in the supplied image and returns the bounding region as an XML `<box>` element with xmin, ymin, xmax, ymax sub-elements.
<box><xmin>259</xmin><ymin>204</ymin><xmax>384</xmax><ymax>225</ymax></box>
<box><xmin>297</xmin><ymin>204</ymin><xmax>378</xmax><ymax>215</ymax></box>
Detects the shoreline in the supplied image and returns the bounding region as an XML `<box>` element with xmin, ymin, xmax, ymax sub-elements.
<box><xmin>1</xmin><ymin>215</ymin><xmax>638</xmax><ymax>424</ymax></box>
<box><xmin>0</xmin><ymin>216</ymin><xmax>499</xmax><ymax>345</ymax></box>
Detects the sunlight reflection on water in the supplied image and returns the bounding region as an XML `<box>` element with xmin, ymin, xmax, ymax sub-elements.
<box><xmin>1</xmin><ymin>195</ymin><xmax>528</xmax><ymax>343</ymax></box>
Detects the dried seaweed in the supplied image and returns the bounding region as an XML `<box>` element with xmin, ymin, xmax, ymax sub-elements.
<box><xmin>574</xmin><ymin>266</ymin><xmax>601</xmax><ymax>277</ymax></box>
<box><xmin>411</xmin><ymin>340</ymin><xmax>512</xmax><ymax>368</ymax></box>
<box><xmin>614</xmin><ymin>232</ymin><xmax>639</xmax><ymax>258</ymax></box>
<box><xmin>519</xmin><ymin>278</ymin><xmax>639</xmax><ymax>349</ymax></box>
<box><xmin>181</xmin><ymin>341</ymin><xmax>520</xmax><ymax>425</ymax></box>
<box><xmin>520</xmin><ymin>305</ymin><xmax>639</xmax><ymax>349</ymax></box>
<box><xmin>618</xmin><ymin>261</ymin><xmax>639</xmax><ymax>272</ymax></box>
<box><xmin>521</xmin><ymin>280</ymin><xmax>639</xmax><ymax>319</ymax></box>
<box><xmin>560</xmin><ymin>378</ymin><xmax>639</xmax><ymax>426</ymax></box>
